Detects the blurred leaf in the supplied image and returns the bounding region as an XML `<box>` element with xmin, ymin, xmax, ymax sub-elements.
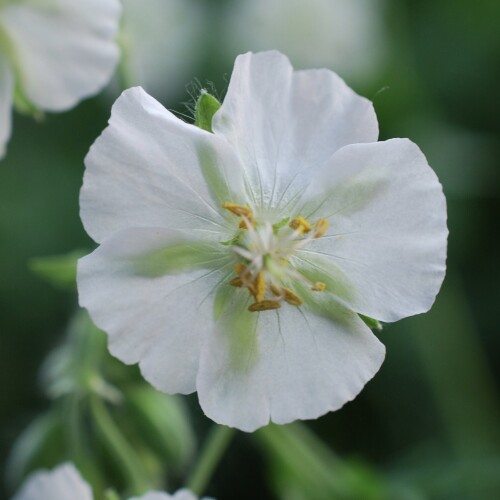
<box><xmin>256</xmin><ymin>423</ymin><xmax>391</xmax><ymax>500</ymax></box>
<box><xmin>5</xmin><ymin>411</ymin><xmax>64</xmax><ymax>490</ymax></box>
<box><xmin>122</xmin><ymin>385</ymin><xmax>195</xmax><ymax>468</ymax></box>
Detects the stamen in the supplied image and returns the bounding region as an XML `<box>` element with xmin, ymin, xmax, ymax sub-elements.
<box><xmin>234</xmin><ymin>263</ymin><xmax>247</xmax><ymax>277</ymax></box>
<box><xmin>289</xmin><ymin>216</ymin><xmax>311</xmax><ymax>235</ymax></box>
<box><xmin>314</xmin><ymin>219</ymin><xmax>329</xmax><ymax>238</ymax></box>
<box><xmin>222</xmin><ymin>202</ymin><xmax>253</xmax><ymax>219</ymax></box>
<box><xmin>270</xmin><ymin>284</ymin><xmax>282</xmax><ymax>297</ymax></box>
<box><xmin>254</xmin><ymin>272</ymin><xmax>266</xmax><ymax>302</ymax></box>
<box><xmin>248</xmin><ymin>300</ymin><xmax>281</xmax><ymax>312</ymax></box>
<box><xmin>229</xmin><ymin>277</ymin><xmax>243</xmax><ymax>287</ymax></box>
<box><xmin>312</xmin><ymin>282</ymin><xmax>326</xmax><ymax>292</ymax></box>
<box><xmin>282</xmin><ymin>287</ymin><xmax>303</xmax><ymax>306</ymax></box>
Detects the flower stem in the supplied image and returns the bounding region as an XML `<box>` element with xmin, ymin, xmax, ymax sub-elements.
<box><xmin>90</xmin><ymin>395</ymin><xmax>149</xmax><ymax>494</ymax></box>
<box><xmin>187</xmin><ymin>425</ymin><xmax>235</xmax><ymax>495</ymax></box>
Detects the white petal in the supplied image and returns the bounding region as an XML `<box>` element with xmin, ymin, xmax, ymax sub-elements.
<box><xmin>129</xmin><ymin>490</ymin><xmax>201</xmax><ymax>500</ymax></box>
<box><xmin>78</xmin><ymin>227</ymin><xmax>232</xmax><ymax>395</ymax></box>
<box><xmin>197</xmin><ymin>292</ymin><xmax>385</xmax><ymax>432</ymax></box>
<box><xmin>0</xmin><ymin>52</ymin><xmax>13</xmax><ymax>159</ymax></box>
<box><xmin>81</xmin><ymin>86</ymin><xmax>245</xmax><ymax>244</ymax></box>
<box><xmin>129</xmin><ymin>494</ymin><xmax>172</xmax><ymax>500</ymax></box>
<box><xmin>0</xmin><ymin>0</ymin><xmax>121</xmax><ymax>110</ymax></box>
<box><xmin>298</xmin><ymin>139</ymin><xmax>448</xmax><ymax>322</ymax></box>
<box><xmin>212</xmin><ymin>51</ymin><xmax>378</xmax><ymax>211</ymax></box>
<box><xmin>12</xmin><ymin>463</ymin><xmax>93</xmax><ymax>500</ymax></box>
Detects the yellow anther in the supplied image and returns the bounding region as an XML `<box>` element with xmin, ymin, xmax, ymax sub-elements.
<box><xmin>311</xmin><ymin>282</ymin><xmax>326</xmax><ymax>292</ymax></box>
<box><xmin>247</xmin><ymin>283</ymin><xmax>257</xmax><ymax>299</ymax></box>
<box><xmin>234</xmin><ymin>263</ymin><xmax>247</xmax><ymax>277</ymax></box>
<box><xmin>254</xmin><ymin>272</ymin><xmax>266</xmax><ymax>302</ymax></box>
<box><xmin>270</xmin><ymin>284</ymin><xmax>282</xmax><ymax>297</ymax></box>
<box><xmin>239</xmin><ymin>217</ymin><xmax>255</xmax><ymax>230</ymax></box>
<box><xmin>282</xmin><ymin>287</ymin><xmax>303</xmax><ymax>306</ymax></box>
<box><xmin>314</xmin><ymin>218</ymin><xmax>329</xmax><ymax>238</ymax></box>
<box><xmin>222</xmin><ymin>202</ymin><xmax>253</xmax><ymax>218</ymax></box>
<box><xmin>248</xmin><ymin>300</ymin><xmax>281</xmax><ymax>312</ymax></box>
<box><xmin>289</xmin><ymin>216</ymin><xmax>311</xmax><ymax>235</ymax></box>
<box><xmin>229</xmin><ymin>277</ymin><xmax>243</xmax><ymax>288</ymax></box>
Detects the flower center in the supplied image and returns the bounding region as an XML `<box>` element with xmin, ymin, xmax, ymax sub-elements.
<box><xmin>222</xmin><ymin>202</ymin><xmax>328</xmax><ymax>312</ymax></box>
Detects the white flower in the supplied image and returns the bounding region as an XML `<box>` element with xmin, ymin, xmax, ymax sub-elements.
<box><xmin>12</xmin><ymin>462</ymin><xmax>203</xmax><ymax>500</ymax></box>
<box><xmin>78</xmin><ymin>51</ymin><xmax>448</xmax><ymax>432</ymax></box>
<box><xmin>0</xmin><ymin>0</ymin><xmax>121</xmax><ymax>158</ymax></box>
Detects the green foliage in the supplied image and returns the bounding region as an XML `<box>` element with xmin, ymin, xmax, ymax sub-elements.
<box><xmin>7</xmin><ymin>310</ymin><xmax>197</xmax><ymax>498</ymax></box>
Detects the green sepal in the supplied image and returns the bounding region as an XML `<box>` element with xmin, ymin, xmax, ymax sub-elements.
<box><xmin>194</xmin><ymin>91</ymin><xmax>221</xmax><ymax>132</ymax></box>
<box><xmin>13</xmin><ymin>83</ymin><xmax>43</xmax><ymax>119</ymax></box>
<box><xmin>29</xmin><ymin>249</ymin><xmax>88</xmax><ymax>290</ymax></box>
<box><xmin>359</xmin><ymin>314</ymin><xmax>383</xmax><ymax>331</ymax></box>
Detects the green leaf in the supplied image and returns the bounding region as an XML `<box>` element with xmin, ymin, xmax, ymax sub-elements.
<box><xmin>194</xmin><ymin>91</ymin><xmax>222</xmax><ymax>132</ymax></box>
<box><xmin>29</xmin><ymin>249</ymin><xmax>88</xmax><ymax>290</ymax></box>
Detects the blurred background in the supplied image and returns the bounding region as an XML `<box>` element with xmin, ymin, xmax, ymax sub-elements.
<box><xmin>1</xmin><ymin>0</ymin><xmax>499</xmax><ymax>498</ymax></box>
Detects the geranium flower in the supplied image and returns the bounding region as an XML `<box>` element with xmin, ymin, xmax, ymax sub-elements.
<box><xmin>78</xmin><ymin>51</ymin><xmax>448</xmax><ymax>432</ymax></box>
<box><xmin>12</xmin><ymin>463</ymin><xmax>204</xmax><ymax>500</ymax></box>
<box><xmin>0</xmin><ymin>0</ymin><xmax>121</xmax><ymax>159</ymax></box>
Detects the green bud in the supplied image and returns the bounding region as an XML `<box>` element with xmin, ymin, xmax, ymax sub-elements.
<box><xmin>194</xmin><ymin>90</ymin><xmax>221</xmax><ymax>133</ymax></box>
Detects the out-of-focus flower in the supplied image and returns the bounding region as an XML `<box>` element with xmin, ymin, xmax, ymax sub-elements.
<box><xmin>12</xmin><ymin>463</ymin><xmax>92</xmax><ymax>500</ymax></box>
<box><xmin>0</xmin><ymin>0</ymin><xmax>121</xmax><ymax>159</ymax></box>
<box><xmin>12</xmin><ymin>462</ymin><xmax>204</xmax><ymax>500</ymax></box>
<box><xmin>222</xmin><ymin>0</ymin><xmax>387</xmax><ymax>81</ymax></box>
<box><xmin>78</xmin><ymin>51</ymin><xmax>447</xmax><ymax>432</ymax></box>
<box><xmin>118</xmin><ymin>0</ymin><xmax>205</xmax><ymax>100</ymax></box>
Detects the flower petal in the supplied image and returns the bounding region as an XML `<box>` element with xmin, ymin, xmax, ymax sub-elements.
<box><xmin>0</xmin><ymin>0</ymin><xmax>121</xmax><ymax>111</ymax></box>
<box><xmin>0</xmin><ymin>52</ymin><xmax>13</xmax><ymax>159</ymax></box>
<box><xmin>129</xmin><ymin>490</ymin><xmax>200</xmax><ymax>500</ymax></box>
<box><xmin>78</xmin><ymin>227</ymin><xmax>233</xmax><ymax>395</ymax></box>
<box><xmin>197</xmin><ymin>291</ymin><xmax>385</xmax><ymax>432</ymax></box>
<box><xmin>12</xmin><ymin>463</ymin><xmax>93</xmax><ymax>500</ymax></box>
<box><xmin>212</xmin><ymin>51</ymin><xmax>378</xmax><ymax>211</ymax></box>
<box><xmin>81</xmin><ymin>86</ymin><xmax>245</xmax><ymax>244</ymax></box>
<box><xmin>298</xmin><ymin>138</ymin><xmax>448</xmax><ymax>322</ymax></box>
